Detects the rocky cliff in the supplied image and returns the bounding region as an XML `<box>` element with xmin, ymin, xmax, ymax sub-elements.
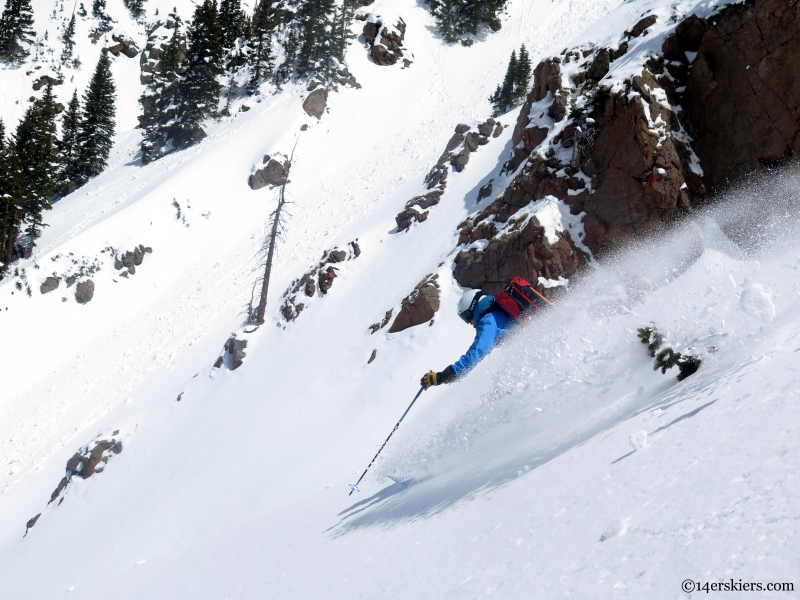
<box><xmin>454</xmin><ymin>0</ymin><xmax>800</xmax><ymax>293</ymax></box>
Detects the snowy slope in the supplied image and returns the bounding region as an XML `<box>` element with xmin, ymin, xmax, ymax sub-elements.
<box><xmin>3</xmin><ymin>0</ymin><xmax>800</xmax><ymax>597</ymax></box>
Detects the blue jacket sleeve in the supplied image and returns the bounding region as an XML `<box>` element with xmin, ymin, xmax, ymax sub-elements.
<box><xmin>451</xmin><ymin>315</ymin><xmax>498</xmax><ymax>377</ymax></box>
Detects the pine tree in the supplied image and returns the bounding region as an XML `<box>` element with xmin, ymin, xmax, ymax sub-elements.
<box><xmin>427</xmin><ymin>0</ymin><xmax>507</xmax><ymax>42</ymax></box>
<box><xmin>248</xmin><ymin>0</ymin><xmax>278</xmax><ymax>86</ymax></box>
<box><xmin>75</xmin><ymin>50</ymin><xmax>116</xmax><ymax>184</ymax></box>
<box><xmin>15</xmin><ymin>85</ymin><xmax>59</xmax><ymax>257</ymax></box>
<box><xmin>57</xmin><ymin>89</ymin><xmax>82</xmax><ymax>194</ymax></box>
<box><xmin>140</xmin><ymin>11</ymin><xmax>185</xmax><ymax>163</ymax></box>
<box><xmin>123</xmin><ymin>0</ymin><xmax>145</xmax><ymax>19</ymax></box>
<box><xmin>170</xmin><ymin>0</ymin><xmax>222</xmax><ymax>150</ymax></box>
<box><xmin>294</xmin><ymin>0</ymin><xmax>336</xmax><ymax>78</ymax></box>
<box><xmin>513</xmin><ymin>43</ymin><xmax>531</xmax><ymax>103</ymax></box>
<box><xmin>0</xmin><ymin>0</ymin><xmax>35</xmax><ymax>61</ymax></box>
<box><xmin>489</xmin><ymin>48</ymin><xmax>528</xmax><ymax>116</ymax></box>
<box><xmin>428</xmin><ymin>0</ymin><xmax>459</xmax><ymax>43</ymax></box>
<box><xmin>91</xmin><ymin>0</ymin><xmax>113</xmax><ymax>32</ymax></box>
<box><xmin>61</xmin><ymin>12</ymin><xmax>76</xmax><ymax>64</ymax></box>
<box><xmin>0</xmin><ymin>119</ymin><xmax>23</xmax><ymax>276</ymax></box>
<box><xmin>91</xmin><ymin>0</ymin><xmax>106</xmax><ymax>18</ymax></box>
<box><xmin>219</xmin><ymin>0</ymin><xmax>245</xmax><ymax>51</ymax></box>
<box><xmin>332</xmin><ymin>0</ymin><xmax>354</xmax><ymax>64</ymax></box>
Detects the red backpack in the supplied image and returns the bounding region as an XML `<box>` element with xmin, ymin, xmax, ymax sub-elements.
<box><xmin>493</xmin><ymin>277</ymin><xmax>551</xmax><ymax>320</ymax></box>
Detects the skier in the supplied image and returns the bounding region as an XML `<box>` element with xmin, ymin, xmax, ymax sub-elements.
<box><xmin>420</xmin><ymin>289</ymin><xmax>514</xmax><ymax>388</ymax></box>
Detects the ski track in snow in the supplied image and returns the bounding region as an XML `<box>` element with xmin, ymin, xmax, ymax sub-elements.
<box><xmin>3</xmin><ymin>0</ymin><xmax>800</xmax><ymax>598</ymax></box>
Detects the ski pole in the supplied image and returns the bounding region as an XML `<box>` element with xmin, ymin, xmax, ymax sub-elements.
<box><xmin>349</xmin><ymin>386</ymin><xmax>425</xmax><ymax>495</ymax></box>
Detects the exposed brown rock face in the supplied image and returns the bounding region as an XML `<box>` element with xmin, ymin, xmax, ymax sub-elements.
<box><xmin>676</xmin><ymin>0</ymin><xmax>800</xmax><ymax>190</ymax></box>
<box><xmin>388</xmin><ymin>274</ymin><xmax>440</xmax><ymax>333</ymax></box>
<box><xmin>364</xmin><ymin>18</ymin><xmax>407</xmax><ymax>66</ymax></box>
<box><xmin>48</xmin><ymin>439</ymin><xmax>123</xmax><ymax>506</ymax></box>
<box><xmin>454</xmin><ymin>215</ymin><xmax>588</xmax><ymax>296</ymax></box>
<box><xmin>453</xmin><ymin>0</ymin><xmax>800</xmax><ymax>293</ymax></box>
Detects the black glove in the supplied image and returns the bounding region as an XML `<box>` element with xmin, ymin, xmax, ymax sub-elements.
<box><xmin>421</xmin><ymin>366</ymin><xmax>457</xmax><ymax>389</ymax></box>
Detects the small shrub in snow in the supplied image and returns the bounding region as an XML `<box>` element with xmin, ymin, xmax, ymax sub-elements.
<box><xmin>637</xmin><ymin>324</ymin><xmax>701</xmax><ymax>382</ymax></box>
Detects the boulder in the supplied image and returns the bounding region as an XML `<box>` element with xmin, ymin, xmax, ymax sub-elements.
<box><xmin>40</xmin><ymin>277</ymin><xmax>59</xmax><ymax>294</ymax></box>
<box><xmin>629</xmin><ymin>15</ymin><xmax>657</xmax><ymax>38</ymax></box>
<box><xmin>327</xmin><ymin>249</ymin><xmax>347</xmax><ymax>263</ymax></box>
<box><xmin>24</xmin><ymin>513</ymin><xmax>41</xmax><ymax>536</ymax></box>
<box><xmin>455</xmin><ymin>123</ymin><xmax>471</xmax><ymax>134</ymax></box>
<box><xmin>32</xmin><ymin>75</ymin><xmax>60</xmax><ymax>90</ymax></box>
<box><xmin>588</xmin><ymin>48</ymin><xmax>610</xmax><ymax>81</ymax></box>
<box><xmin>303</xmin><ymin>88</ymin><xmax>328</xmax><ymax>118</ymax></box>
<box><xmin>75</xmin><ymin>280</ymin><xmax>94</xmax><ymax>304</ymax></box>
<box><xmin>464</xmin><ymin>132</ymin><xmax>481</xmax><ymax>152</ymax></box>
<box><xmin>249</xmin><ymin>159</ymin><xmax>288</xmax><ymax>190</ymax></box>
<box><xmin>477</xmin><ymin>119</ymin><xmax>495</xmax><ymax>137</ymax></box>
<box><xmin>450</xmin><ymin>149</ymin><xmax>470</xmax><ymax>172</ymax></box>
<box><xmin>388</xmin><ymin>274</ymin><xmax>441</xmax><ymax>333</ymax></box>
<box><xmin>444</xmin><ymin>132</ymin><xmax>465</xmax><ymax>153</ymax></box>
<box><xmin>304</xmin><ymin>278</ymin><xmax>316</xmax><ymax>296</ymax></box>
<box><xmin>111</xmin><ymin>33</ymin><xmax>140</xmax><ymax>57</ymax></box>
<box><xmin>369</xmin><ymin>309</ymin><xmax>393</xmax><ymax>333</ymax></box>
<box><xmin>65</xmin><ymin>440</ymin><xmax>122</xmax><ymax>479</ymax></box>
<box><xmin>364</xmin><ymin>18</ymin><xmax>406</xmax><ymax>66</ymax></box>
<box><xmin>227</xmin><ymin>338</ymin><xmax>248</xmax><ymax>370</ymax></box>
<box><xmin>318</xmin><ymin>266</ymin><xmax>337</xmax><ymax>293</ymax></box>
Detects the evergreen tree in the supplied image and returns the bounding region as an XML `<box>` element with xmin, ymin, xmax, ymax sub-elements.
<box><xmin>61</xmin><ymin>12</ymin><xmax>76</xmax><ymax>64</ymax></box>
<box><xmin>123</xmin><ymin>0</ymin><xmax>145</xmax><ymax>19</ymax></box>
<box><xmin>489</xmin><ymin>46</ymin><xmax>531</xmax><ymax>116</ymax></box>
<box><xmin>57</xmin><ymin>89</ymin><xmax>82</xmax><ymax>194</ymax></box>
<box><xmin>428</xmin><ymin>0</ymin><xmax>459</xmax><ymax>43</ymax></box>
<box><xmin>332</xmin><ymin>0</ymin><xmax>354</xmax><ymax>64</ymax></box>
<box><xmin>0</xmin><ymin>119</ymin><xmax>23</xmax><ymax>276</ymax></box>
<box><xmin>91</xmin><ymin>0</ymin><xmax>113</xmax><ymax>32</ymax></box>
<box><xmin>75</xmin><ymin>50</ymin><xmax>116</xmax><ymax>184</ymax></box>
<box><xmin>91</xmin><ymin>0</ymin><xmax>106</xmax><ymax>18</ymax></box>
<box><xmin>140</xmin><ymin>11</ymin><xmax>184</xmax><ymax>163</ymax></box>
<box><xmin>219</xmin><ymin>0</ymin><xmax>245</xmax><ymax>51</ymax></box>
<box><xmin>0</xmin><ymin>0</ymin><xmax>35</xmax><ymax>61</ymax></box>
<box><xmin>169</xmin><ymin>0</ymin><xmax>223</xmax><ymax>150</ymax></box>
<box><xmin>427</xmin><ymin>0</ymin><xmax>507</xmax><ymax>43</ymax></box>
<box><xmin>513</xmin><ymin>43</ymin><xmax>531</xmax><ymax>103</ymax></box>
<box><xmin>248</xmin><ymin>0</ymin><xmax>277</xmax><ymax>85</ymax></box>
<box><xmin>15</xmin><ymin>85</ymin><xmax>59</xmax><ymax>257</ymax></box>
<box><xmin>294</xmin><ymin>0</ymin><xmax>336</xmax><ymax>78</ymax></box>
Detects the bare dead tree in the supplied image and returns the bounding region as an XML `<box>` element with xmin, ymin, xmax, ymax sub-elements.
<box><xmin>254</xmin><ymin>136</ymin><xmax>300</xmax><ymax>326</ymax></box>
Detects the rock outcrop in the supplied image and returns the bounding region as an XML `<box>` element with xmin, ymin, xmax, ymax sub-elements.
<box><xmin>47</xmin><ymin>438</ymin><xmax>123</xmax><ymax>508</ymax></box>
<box><xmin>363</xmin><ymin>17</ymin><xmax>407</xmax><ymax>66</ymax></box>
<box><xmin>453</xmin><ymin>0</ymin><xmax>800</xmax><ymax>292</ymax></box>
<box><xmin>388</xmin><ymin>274</ymin><xmax>440</xmax><ymax>333</ymax></box>
<box><xmin>249</xmin><ymin>155</ymin><xmax>289</xmax><ymax>190</ymax></box>
<box><xmin>395</xmin><ymin>119</ymin><xmax>502</xmax><ymax>232</ymax></box>
<box><xmin>113</xmin><ymin>244</ymin><xmax>152</xmax><ymax>277</ymax></box>
<box><xmin>139</xmin><ymin>20</ymin><xmax>186</xmax><ymax>86</ymax></box>
<box><xmin>32</xmin><ymin>75</ymin><xmax>61</xmax><ymax>90</ymax></box>
<box><xmin>107</xmin><ymin>33</ymin><xmax>139</xmax><ymax>58</ymax></box>
<box><xmin>280</xmin><ymin>241</ymin><xmax>361</xmax><ymax>322</ymax></box>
